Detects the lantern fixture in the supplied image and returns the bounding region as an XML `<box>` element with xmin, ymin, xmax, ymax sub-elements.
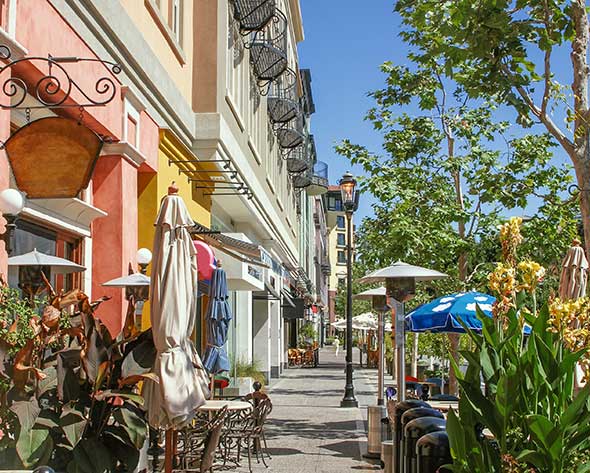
<box><xmin>339</xmin><ymin>171</ymin><xmax>358</xmax><ymax>213</ymax></box>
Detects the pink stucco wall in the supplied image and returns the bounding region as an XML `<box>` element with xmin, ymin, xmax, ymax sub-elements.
<box><xmin>91</xmin><ymin>155</ymin><xmax>139</xmax><ymax>337</ymax></box>
<box><xmin>13</xmin><ymin>1</ymin><xmax>122</xmax><ymax>139</ymax></box>
<box><xmin>0</xmin><ymin>2</ymin><xmax>163</xmax><ymax>336</ymax></box>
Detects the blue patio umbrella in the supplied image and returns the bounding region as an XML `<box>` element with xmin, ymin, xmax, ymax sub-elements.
<box><xmin>202</xmin><ymin>266</ymin><xmax>233</xmax><ymax>373</ymax></box>
<box><xmin>405</xmin><ymin>292</ymin><xmax>495</xmax><ymax>333</ymax></box>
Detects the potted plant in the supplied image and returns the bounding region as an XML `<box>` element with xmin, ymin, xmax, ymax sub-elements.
<box><xmin>0</xmin><ymin>285</ymin><xmax>156</xmax><ymax>472</ymax></box>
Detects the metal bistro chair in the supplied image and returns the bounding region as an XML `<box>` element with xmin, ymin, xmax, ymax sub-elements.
<box><xmin>224</xmin><ymin>398</ymin><xmax>273</xmax><ymax>472</ymax></box>
<box><xmin>175</xmin><ymin>405</ymin><xmax>229</xmax><ymax>472</ymax></box>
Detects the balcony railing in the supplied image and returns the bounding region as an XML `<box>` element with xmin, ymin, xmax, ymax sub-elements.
<box><xmin>284</xmin><ymin>136</ymin><xmax>310</xmax><ymax>174</ymax></box>
<box><xmin>292</xmin><ymin>168</ymin><xmax>312</xmax><ymax>189</ymax></box>
<box><xmin>247</xmin><ymin>9</ymin><xmax>288</xmax><ymax>82</ymax></box>
<box><xmin>267</xmin><ymin>68</ymin><xmax>299</xmax><ymax>124</ymax></box>
<box><xmin>306</xmin><ymin>160</ymin><xmax>328</xmax><ymax>196</ymax></box>
<box><xmin>276</xmin><ymin>112</ymin><xmax>305</xmax><ymax>149</ymax></box>
<box><xmin>231</xmin><ymin>0</ymin><xmax>276</xmax><ymax>32</ymax></box>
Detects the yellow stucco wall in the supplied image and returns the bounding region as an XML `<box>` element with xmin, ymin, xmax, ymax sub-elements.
<box><xmin>137</xmin><ymin>130</ymin><xmax>213</xmax><ymax>329</ymax></box>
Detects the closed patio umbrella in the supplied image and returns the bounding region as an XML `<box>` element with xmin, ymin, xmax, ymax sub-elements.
<box><xmin>144</xmin><ymin>184</ymin><xmax>210</xmax><ymax>431</ymax></box>
<box><xmin>559</xmin><ymin>239</ymin><xmax>589</xmax><ymax>301</ymax></box>
<box><xmin>202</xmin><ymin>263</ymin><xmax>233</xmax><ymax>375</ymax></box>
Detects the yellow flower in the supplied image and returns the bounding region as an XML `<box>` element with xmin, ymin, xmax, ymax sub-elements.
<box><xmin>499</xmin><ymin>217</ymin><xmax>523</xmax><ymax>265</ymax></box>
<box><xmin>488</xmin><ymin>262</ymin><xmax>516</xmax><ymax>296</ymax></box>
<box><xmin>517</xmin><ymin>260</ymin><xmax>545</xmax><ymax>293</ymax></box>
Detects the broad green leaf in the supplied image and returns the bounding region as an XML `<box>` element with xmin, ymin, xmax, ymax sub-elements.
<box><xmin>113</xmin><ymin>404</ymin><xmax>148</xmax><ymax>449</ymax></box>
<box><xmin>10</xmin><ymin>400</ymin><xmax>53</xmax><ymax>468</ymax></box>
<box><xmin>60</xmin><ymin>403</ymin><xmax>87</xmax><ymax>448</ymax></box>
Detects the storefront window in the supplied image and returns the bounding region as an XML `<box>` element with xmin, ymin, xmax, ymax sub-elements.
<box><xmin>8</xmin><ymin>220</ymin><xmax>82</xmax><ymax>293</ymax></box>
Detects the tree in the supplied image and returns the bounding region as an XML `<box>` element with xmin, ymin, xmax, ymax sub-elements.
<box><xmin>336</xmin><ymin>57</ymin><xmax>578</xmax><ymax>393</ymax></box>
<box><xmin>395</xmin><ymin>0</ymin><xmax>590</xmax><ymax>257</ymax></box>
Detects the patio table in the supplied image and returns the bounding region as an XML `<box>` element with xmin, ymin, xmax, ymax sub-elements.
<box><xmin>198</xmin><ymin>399</ymin><xmax>252</xmax><ymax>412</ymax></box>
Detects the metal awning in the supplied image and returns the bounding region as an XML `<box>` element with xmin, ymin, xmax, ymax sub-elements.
<box><xmin>253</xmin><ymin>281</ymin><xmax>281</xmax><ymax>300</ymax></box>
<box><xmin>191</xmin><ymin>222</ymin><xmax>269</xmax><ymax>268</ymax></box>
<box><xmin>281</xmin><ymin>288</ymin><xmax>296</xmax><ymax>308</ymax></box>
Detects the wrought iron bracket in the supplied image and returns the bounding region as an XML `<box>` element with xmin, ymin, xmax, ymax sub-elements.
<box><xmin>0</xmin><ymin>45</ymin><xmax>122</xmax><ymax>110</ymax></box>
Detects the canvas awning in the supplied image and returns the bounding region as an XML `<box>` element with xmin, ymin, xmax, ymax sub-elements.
<box><xmin>191</xmin><ymin>222</ymin><xmax>269</xmax><ymax>268</ymax></box>
<box><xmin>281</xmin><ymin>288</ymin><xmax>296</xmax><ymax>308</ymax></box>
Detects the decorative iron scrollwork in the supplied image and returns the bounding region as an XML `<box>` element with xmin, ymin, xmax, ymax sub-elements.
<box><xmin>0</xmin><ymin>45</ymin><xmax>122</xmax><ymax>110</ymax></box>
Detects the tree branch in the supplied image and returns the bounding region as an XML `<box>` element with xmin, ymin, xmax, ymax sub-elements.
<box><xmin>501</xmin><ymin>63</ymin><xmax>574</xmax><ymax>156</ymax></box>
<box><xmin>541</xmin><ymin>0</ymin><xmax>552</xmax><ymax>116</ymax></box>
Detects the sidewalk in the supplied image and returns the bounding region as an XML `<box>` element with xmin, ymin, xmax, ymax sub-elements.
<box><xmin>240</xmin><ymin>347</ymin><xmax>382</xmax><ymax>473</ymax></box>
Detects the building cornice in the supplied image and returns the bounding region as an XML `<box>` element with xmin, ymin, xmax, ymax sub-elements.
<box><xmin>102</xmin><ymin>142</ymin><xmax>147</xmax><ymax>168</ymax></box>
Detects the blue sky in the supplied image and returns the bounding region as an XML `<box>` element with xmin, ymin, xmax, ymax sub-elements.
<box><xmin>298</xmin><ymin>1</ymin><xmax>400</xmax><ymax>219</ymax></box>
<box><xmin>298</xmin><ymin>1</ymin><xmax>576</xmax><ymax>222</ymax></box>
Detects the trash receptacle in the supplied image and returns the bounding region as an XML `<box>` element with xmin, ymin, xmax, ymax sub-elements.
<box><xmin>401</xmin><ymin>408</ymin><xmax>444</xmax><ymax>473</ymax></box>
<box><xmin>366</xmin><ymin>404</ymin><xmax>387</xmax><ymax>458</ymax></box>
<box><xmin>393</xmin><ymin>400</ymin><xmax>430</xmax><ymax>473</ymax></box>
<box><xmin>404</xmin><ymin>416</ymin><xmax>446</xmax><ymax>473</ymax></box>
<box><xmin>416</xmin><ymin>430</ymin><xmax>452</xmax><ymax>473</ymax></box>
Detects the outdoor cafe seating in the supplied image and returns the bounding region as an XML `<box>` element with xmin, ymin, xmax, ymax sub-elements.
<box><xmin>287</xmin><ymin>343</ymin><xmax>319</xmax><ymax>367</ymax></box>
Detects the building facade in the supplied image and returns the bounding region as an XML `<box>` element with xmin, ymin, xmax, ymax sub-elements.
<box><xmin>0</xmin><ymin>0</ymin><xmax>329</xmax><ymax>387</ymax></box>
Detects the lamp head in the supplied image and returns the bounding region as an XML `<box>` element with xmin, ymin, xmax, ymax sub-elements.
<box><xmin>339</xmin><ymin>171</ymin><xmax>357</xmax><ymax>212</ymax></box>
<box><xmin>136</xmin><ymin>248</ymin><xmax>152</xmax><ymax>265</ymax></box>
<box><xmin>0</xmin><ymin>188</ymin><xmax>25</xmax><ymax>216</ymax></box>
<box><xmin>136</xmin><ymin>248</ymin><xmax>152</xmax><ymax>275</ymax></box>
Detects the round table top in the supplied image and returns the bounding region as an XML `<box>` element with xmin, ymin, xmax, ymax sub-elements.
<box><xmin>198</xmin><ymin>399</ymin><xmax>252</xmax><ymax>412</ymax></box>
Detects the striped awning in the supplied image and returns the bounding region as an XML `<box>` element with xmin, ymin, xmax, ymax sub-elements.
<box><xmin>190</xmin><ymin>222</ymin><xmax>269</xmax><ymax>268</ymax></box>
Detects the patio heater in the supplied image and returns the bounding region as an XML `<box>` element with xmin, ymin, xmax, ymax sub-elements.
<box><xmin>354</xmin><ymin>286</ymin><xmax>393</xmax><ymax>459</ymax></box>
<box><xmin>340</xmin><ymin>171</ymin><xmax>360</xmax><ymax>408</ymax></box>
<box><xmin>360</xmin><ymin>262</ymin><xmax>447</xmax><ymax>402</ymax></box>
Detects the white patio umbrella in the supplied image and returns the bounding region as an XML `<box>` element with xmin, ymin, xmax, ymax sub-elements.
<box><xmin>8</xmin><ymin>249</ymin><xmax>86</xmax><ymax>273</ymax></box>
<box><xmin>352</xmin><ymin>312</ymin><xmax>378</xmax><ymax>330</ymax></box>
<box><xmin>559</xmin><ymin>239</ymin><xmax>589</xmax><ymax>300</ymax></box>
<box><xmin>143</xmin><ymin>185</ymin><xmax>210</xmax><ymax>468</ymax></box>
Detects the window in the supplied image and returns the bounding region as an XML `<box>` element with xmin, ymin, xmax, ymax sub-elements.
<box><xmin>8</xmin><ymin>220</ymin><xmax>82</xmax><ymax>293</ymax></box>
<box><xmin>336</xmin><ymin>215</ymin><xmax>345</xmax><ymax>229</ymax></box>
<box><xmin>337</xmin><ymin>233</ymin><xmax>346</xmax><ymax>246</ymax></box>
<box><xmin>337</xmin><ymin>250</ymin><xmax>346</xmax><ymax>264</ymax></box>
<box><xmin>171</xmin><ymin>0</ymin><xmax>182</xmax><ymax>43</ymax></box>
<box><xmin>327</xmin><ymin>195</ymin><xmax>343</xmax><ymax>212</ymax></box>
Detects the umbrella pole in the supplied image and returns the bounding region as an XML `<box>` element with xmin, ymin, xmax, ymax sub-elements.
<box><xmin>210</xmin><ymin>374</ymin><xmax>215</xmax><ymax>399</ymax></box>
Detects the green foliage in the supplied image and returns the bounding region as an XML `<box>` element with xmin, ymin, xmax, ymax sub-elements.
<box><xmin>232</xmin><ymin>357</ymin><xmax>266</xmax><ymax>386</ymax></box>
<box><xmin>298</xmin><ymin>323</ymin><xmax>317</xmax><ymax>346</ymax></box>
<box><xmin>393</xmin><ymin>0</ymin><xmax>590</xmax><ymax>255</ymax></box>
<box><xmin>0</xmin><ymin>289</ymin><xmax>156</xmax><ymax>471</ymax></box>
<box><xmin>446</xmin><ymin>303</ymin><xmax>590</xmax><ymax>472</ymax></box>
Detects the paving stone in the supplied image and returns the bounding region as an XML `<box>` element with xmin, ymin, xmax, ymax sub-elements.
<box><xmin>234</xmin><ymin>347</ymin><xmax>384</xmax><ymax>473</ymax></box>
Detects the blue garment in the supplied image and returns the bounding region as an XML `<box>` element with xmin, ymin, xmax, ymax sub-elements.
<box><xmin>202</xmin><ymin>268</ymin><xmax>233</xmax><ymax>374</ymax></box>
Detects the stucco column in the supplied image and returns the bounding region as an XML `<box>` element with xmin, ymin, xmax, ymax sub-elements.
<box><xmin>269</xmin><ymin>299</ymin><xmax>281</xmax><ymax>378</ymax></box>
<box><xmin>91</xmin><ymin>154</ymin><xmax>139</xmax><ymax>337</ymax></box>
<box><xmin>253</xmin><ymin>298</ymin><xmax>271</xmax><ymax>384</ymax></box>
<box><xmin>235</xmin><ymin>291</ymin><xmax>253</xmax><ymax>364</ymax></box>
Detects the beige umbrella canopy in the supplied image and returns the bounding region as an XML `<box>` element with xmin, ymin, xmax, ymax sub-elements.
<box><xmin>559</xmin><ymin>239</ymin><xmax>589</xmax><ymax>301</ymax></box>
<box><xmin>143</xmin><ymin>184</ymin><xmax>210</xmax><ymax>430</ymax></box>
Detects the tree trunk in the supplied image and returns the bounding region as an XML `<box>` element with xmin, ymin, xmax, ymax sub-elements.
<box><xmin>570</xmin><ymin>0</ymin><xmax>590</xmax><ymax>255</ymax></box>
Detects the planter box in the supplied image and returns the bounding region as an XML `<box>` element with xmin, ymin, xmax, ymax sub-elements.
<box><xmin>221</xmin><ymin>376</ymin><xmax>253</xmax><ymax>397</ymax></box>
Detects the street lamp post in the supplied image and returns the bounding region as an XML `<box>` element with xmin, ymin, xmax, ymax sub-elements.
<box><xmin>340</xmin><ymin>171</ymin><xmax>359</xmax><ymax>408</ymax></box>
